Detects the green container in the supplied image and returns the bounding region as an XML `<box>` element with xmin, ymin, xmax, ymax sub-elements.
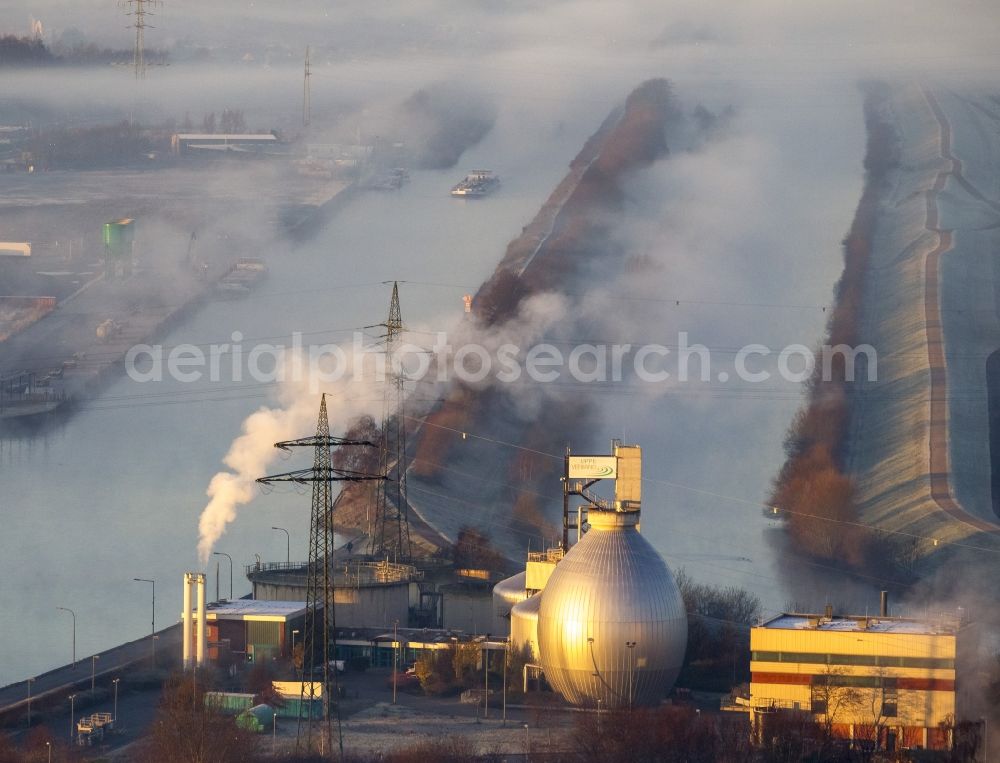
<box><xmin>205</xmin><ymin>692</ymin><xmax>255</xmax><ymax>715</ymax></box>
<box><xmin>102</xmin><ymin>219</ymin><xmax>135</xmax><ymax>259</ymax></box>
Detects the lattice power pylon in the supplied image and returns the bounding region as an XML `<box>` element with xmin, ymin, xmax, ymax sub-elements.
<box><xmin>119</xmin><ymin>0</ymin><xmax>160</xmax><ymax>79</ymax></box>
<box><xmin>368</xmin><ymin>282</ymin><xmax>412</xmax><ymax>561</ymax></box>
<box><xmin>257</xmin><ymin>395</ymin><xmax>381</xmax><ymax>758</ymax></box>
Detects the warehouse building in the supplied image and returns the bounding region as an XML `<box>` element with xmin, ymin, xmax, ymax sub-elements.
<box><xmin>170</xmin><ymin>133</ymin><xmax>279</xmax><ymax>155</ymax></box>
<box><xmin>750</xmin><ymin>604</ymin><xmax>967</xmax><ymax>752</ymax></box>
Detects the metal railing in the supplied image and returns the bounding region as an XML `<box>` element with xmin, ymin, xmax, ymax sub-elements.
<box><xmin>342</xmin><ymin>560</ymin><xmax>423</xmax><ymax>584</ymax></box>
<box><xmin>750</xmin><ymin>697</ymin><xmax>807</xmax><ymax>713</ymax></box>
<box><xmin>245</xmin><ymin>560</ymin><xmax>308</xmax><ymax>575</ymax></box>
<box><xmin>245</xmin><ymin>559</ymin><xmax>423</xmax><ymax>585</ymax></box>
<box><xmin>77</xmin><ymin>712</ymin><xmax>113</xmax><ymax>732</ymax></box>
<box><xmin>527</xmin><ymin>548</ymin><xmax>564</xmax><ymax>563</ymax></box>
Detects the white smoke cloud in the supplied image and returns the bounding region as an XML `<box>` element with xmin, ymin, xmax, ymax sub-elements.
<box><xmin>195</xmin><ymin>346</ymin><xmax>380</xmax><ymax>563</ymax></box>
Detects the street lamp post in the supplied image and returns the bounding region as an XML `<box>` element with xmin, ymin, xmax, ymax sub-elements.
<box><xmin>502</xmin><ymin>639</ymin><xmax>508</xmax><ymax>726</ymax></box>
<box><xmin>133</xmin><ymin>578</ymin><xmax>156</xmax><ymax>667</ymax></box>
<box><xmin>483</xmin><ymin>634</ymin><xmax>490</xmax><ymax>719</ymax></box>
<box><xmin>625</xmin><ymin>641</ymin><xmax>637</xmax><ymax>710</ymax></box>
<box><xmin>273</xmin><ymin>711</ymin><xmax>278</xmax><ymax>753</ymax></box>
<box><xmin>392</xmin><ymin>620</ymin><xmax>398</xmax><ymax>705</ymax></box>
<box><xmin>524</xmin><ymin>723</ymin><xmax>530</xmax><ymax>761</ymax></box>
<box><xmin>112</xmin><ymin>678</ymin><xmax>120</xmax><ymax>723</ymax></box>
<box><xmin>56</xmin><ymin>607</ymin><xmax>76</xmax><ymax>668</ymax></box>
<box><xmin>26</xmin><ymin>677</ymin><xmax>34</xmax><ymax>728</ymax></box>
<box><xmin>91</xmin><ymin>655</ymin><xmax>100</xmax><ymax>692</ymax></box>
<box><xmin>212</xmin><ymin>552</ymin><xmax>233</xmax><ymax>600</ymax></box>
<box><xmin>46</xmin><ymin>741</ymin><xmax>51</xmax><ymax>763</ymax></box>
<box><xmin>272</xmin><ymin>527</ymin><xmax>290</xmax><ymax>564</ymax></box>
<box><xmin>68</xmin><ymin>693</ymin><xmax>77</xmax><ymax>742</ymax></box>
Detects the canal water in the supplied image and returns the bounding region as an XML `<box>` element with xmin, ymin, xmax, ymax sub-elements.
<box><xmin>0</xmin><ymin>63</ymin><xmax>870</xmax><ymax>685</ymax></box>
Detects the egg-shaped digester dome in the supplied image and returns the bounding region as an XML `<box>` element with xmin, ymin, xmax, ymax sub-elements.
<box><xmin>510</xmin><ymin>591</ymin><xmax>541</xmax><ymax>661</ymax></box>
<box><xmin>492</xmin><ymin>570</ymin><xmax>529</xmax><ymax>636</ymax></box>
<box><xmin>536</xmin><ymin>509</ymin><xmax>687</xmax><ymax>708</ymax></box>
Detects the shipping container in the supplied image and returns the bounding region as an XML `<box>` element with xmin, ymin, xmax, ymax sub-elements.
<box><xmin>204</xmin><ymin>692</ymin><xmax>255</xmax><ymax>715</ymax></box>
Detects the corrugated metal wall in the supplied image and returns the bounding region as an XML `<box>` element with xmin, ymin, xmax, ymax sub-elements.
<box><xmin>248</xmin><ymin>620</ymin><xmax>281</xmax><ymax>661</ymax></box>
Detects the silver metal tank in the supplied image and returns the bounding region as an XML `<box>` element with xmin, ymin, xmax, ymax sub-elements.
<box><xmin>536</xmin><ymin>509</ymin><xmax>686</xmax><ymax>708</ymax></box>
<box><xmin>492</xmin><ymin>570</ymin><xmax>529</xmax><ymax>636</ymax></box>
<box><xmin>510</xmin><ymin>592</ymin><xmax>541</xmax><ymax>661</ymax></box>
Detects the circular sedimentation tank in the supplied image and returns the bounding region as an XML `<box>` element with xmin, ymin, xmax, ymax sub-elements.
<box><xmin>536</xmin><ymin>509</ymin><xmax>687</xmax><ymax>708</ymax></box>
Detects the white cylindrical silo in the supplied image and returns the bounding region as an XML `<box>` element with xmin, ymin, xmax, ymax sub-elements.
<box><xmin>536</xmin><ymin>509</ymin><xmax>686</xmax><ymax>708</ymax></box>
<box><xmin>196</xmin><ymin>573</ymin><xmax>207</xmax><ymax>666</ymax></box>
<box><xmin>182</xmin><ymin>573</ymin><xmax>192</xmax><ymax>670</ymax></box>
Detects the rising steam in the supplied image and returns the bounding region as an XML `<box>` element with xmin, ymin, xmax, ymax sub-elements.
<box><xmin>195</xmin><ymin>348</ymin><xmax>378</xmax><ymax>563</ymax></box>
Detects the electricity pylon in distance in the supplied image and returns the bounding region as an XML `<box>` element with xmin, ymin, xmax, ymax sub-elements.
<box><xmin>257</xmin><ymin>394</ymin><xmax>381</xmax><ymax>757</ymax></box>
<box><xmin>368</xmin><ymin>282</ymin><xmax>412</xmax><ymax>562</ymax></box>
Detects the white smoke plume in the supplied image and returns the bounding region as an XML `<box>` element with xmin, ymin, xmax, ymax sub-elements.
<box><xmin>195</xmin><ymin>288</ymin><xmax>575</xmax><ymax>563</ymax></box>
<box><xmin>196</xmin><ymin>346</ymin><xmax>379</xmax><ymax>564</ymax></box>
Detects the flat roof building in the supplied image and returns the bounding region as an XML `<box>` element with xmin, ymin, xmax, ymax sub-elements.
<box><xmin>170</xmin><ymin>133</ymin><xmax>279</xmax><ymax>155</ymax></box>
<box><xmin>750</xmin><ymin>609</ymin><xmax>966</xmax><ymax>752</ymax></box>
<box><xmin>186</xmin><ymin>599</ymin><xmax>308</xmax><ymax>665</ymax></box>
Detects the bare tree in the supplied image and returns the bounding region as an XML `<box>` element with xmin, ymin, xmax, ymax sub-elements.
<box><xmin>452</xmin><ymin>526</ymin><xmax>507</xmax><ymax>572</ymax></box>
<box><xmin>451</xmin><ymin>641</ymin><xmax>480</xmax><ymax>683</ymax></box>
<box><xmin>756</xmin><ymin>709</ymin><xmax>831</xmax><ymax>763</ymax></box>
<box><xmin>808</xmin><ymin>664</ymin><xmax>866</xmax><ymax>755</ymax></box>
<box><xmin>138</xmin><ymin>673</ymin><xmax>257</xmax><ymax>763</ymax></box>
<box><xmin>219</xmin><ymin>109</ymin><xmax>247</xmax><ymax>134</ymax></box>
<box><xmin>851</xmin><ymin>667</ymin><xmax>894</xmax><ymax>749</ymax></box>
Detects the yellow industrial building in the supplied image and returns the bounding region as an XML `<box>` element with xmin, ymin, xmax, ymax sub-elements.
<box><xmin>750</xmin><ymin>608</ymin><xmax>965</xmax><ymax>752</ymax></box>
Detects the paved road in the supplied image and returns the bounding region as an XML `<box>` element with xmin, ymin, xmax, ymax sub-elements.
<box><xmin>6</xmin><ymin>684</ymin><xmax>163</xmax><ymax>757</ymax></box>
<box><xmin>0</xmin><ymin>624</ymin><xmax>180</xmax><ymax>724</ymax></box>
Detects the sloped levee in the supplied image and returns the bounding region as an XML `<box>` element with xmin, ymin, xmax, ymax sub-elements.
<box><xmin>771</xmin><ymin>83</ymin><xmax>1000</xmax><ymax>578</ymax></box>
<box><xmin>845</xmin><ymin>85</ymin><xmax>1000</xmax><ymax>572</ymax></box>
<box><xmin>987</xmin><ymin>349</ymin><xmax>1000</xmax><ymax>519</ymax></box>
<box><xmin>331</xmin><ymin>80</ymin><xmax>684</xmax><ymax>559</ymax></box>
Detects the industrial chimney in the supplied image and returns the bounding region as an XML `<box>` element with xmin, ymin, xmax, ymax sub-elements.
<box><xmin>181</xmin><ymin>572</ymin><xmax>208</xmax><ymax>670</ymax></box>
<box><xmin>880</xmin><ymin>590</ymin><xmax>889</xmax><ymax>618</ymax></box>
<box><xmin>182</xmin><ymin>574</ymin><xmax>192</xmax><ymax>669</ymax></box>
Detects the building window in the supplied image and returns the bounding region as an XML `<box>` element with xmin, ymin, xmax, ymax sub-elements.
<box><xmin>810</xmin><ymin>685</ymin><xmax>828</xmax><ymax>715</ymax></box>
<box><xmin>751</xmin><ymin>650</ymin><xmax>954</xmax><ymax>670</ymax></box>
<box><xmin>882</xmin><ymin>684</ymin><xmax>898</xmax><ymax>718</ymax></box>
